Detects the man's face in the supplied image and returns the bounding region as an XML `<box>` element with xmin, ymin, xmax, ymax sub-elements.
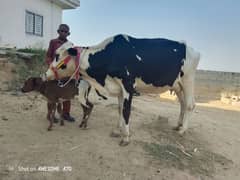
<box><xmin>58</xmin><ymin>26</ymin><xmax>69</xmax><ymax>40</ymax></box>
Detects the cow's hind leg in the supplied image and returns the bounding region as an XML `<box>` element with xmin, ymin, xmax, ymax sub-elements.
<box><xmin>173</xmin><ymin>89</ymin><xmax>185</xmax><ymax>131</ymax></box>
<box><xmin>178</xmin><ymin>78</ymin><xmax>195</xmax><ymax>134</ymax></box>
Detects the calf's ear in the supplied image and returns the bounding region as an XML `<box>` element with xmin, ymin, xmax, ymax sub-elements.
<box><xmin>33</xmin><ymin>77</ymin><xmax>43</xmax><ymax>87</ymax></box>
<box><xmin>67</xmin><ymin>48</ymin><xmax>78</xmax><ymax>56</ymax></box>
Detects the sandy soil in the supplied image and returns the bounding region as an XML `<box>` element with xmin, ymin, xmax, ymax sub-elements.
<box><xmin>0</xmin><ymin>60</ymin><xmax>240</xmax><ymax>180</ymax></box>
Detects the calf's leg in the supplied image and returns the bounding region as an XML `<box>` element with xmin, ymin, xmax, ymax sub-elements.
<box><xmin>79</xmin><ymin>100</ymin><xmax>93</xmax><ymax>128</ymax></box>
<box><xmin>47</xmin><ymin>102</ymin><xmax>56</xmax><ymax>131</ymax></box>
<box><xmin>57</xmin><ymin>102</ymin><xmax>64</xmax><ymax>126</ymax></box>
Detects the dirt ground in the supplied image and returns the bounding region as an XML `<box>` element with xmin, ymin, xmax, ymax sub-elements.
<box><xmin>0</xmin><ymin>60</ymin><xmax>240</xmax><ymax>180</ymax></box>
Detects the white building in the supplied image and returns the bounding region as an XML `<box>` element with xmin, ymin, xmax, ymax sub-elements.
<box><xmin>0</xmin><ymin>0</ymin><xmax>80</xmax><ymax>49</ymax></box>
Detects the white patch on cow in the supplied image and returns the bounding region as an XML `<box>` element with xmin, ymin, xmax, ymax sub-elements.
<box><xmin>56</xmin><ymin>41</ymin><xmax>73</xmax><ymax>54</ymax></box>
<box><xmin>122</xmin><ymin>34</ymin><xmax>130</xmax><ymax>42</ymax></box>
<box><xmin>89</xmin><ymin>36</ymin><xmax>115</xmax><ymax>54</ymax></box>
<box><xmin>55</xmin><ymin>109</ymin><xmax>61</xmax><ymax>119</ymax></box>
<box><xmin>122</xmin><ymin>87</ymin><xmax>130</xmax><ymax>100</ymax></box>
<box><xmin>181</xmin><ymin>46</ymin><xmax>200</xmax><ymax>76</ymax></box>
<box><xmin>125</xmin><ymin>67</ymin><xmax>130</xmax><ymax>76</ymax></box>
<box><xmin>123</xmin><ymin>124</ymin><xmax>130</xmax><ymax>136</ymax></box>
<box><xmin>135</xmin><ymin>77</ymin><xmax>175</xmax><ymax>94</ymax></box>
<box><xmin>79</xmin><ymin>48</ymin><xmax>90</xmax><ymax>70</ymax></box>
<box><xmin>179</xmin><ymin>40</ymin><xmax>187</xmax><ymax>45</ymax></box>
<box><xmin>81</xmin><ymin>36</ymin><xmax>116</xmax><ymax>70</ymax></box>
<box><xmin>136</xmin><ymin>54</ymin><xmax>142</xmax><ymax>61</ymax></box>
<box><xmin>77</xmin><ymin>80</ymin><xmax>91</xmax><ymax>107</ymax></box>
<box><xmin>104</xmin><ymin>75</ymin><xmax>122</xmax><ymax>96</ymax></box>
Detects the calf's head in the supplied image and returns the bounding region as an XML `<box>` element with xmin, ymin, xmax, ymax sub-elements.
<box><xmin>21</xmin><ymin>77</ymin><xmax>43</xmax><ymax>93</ymax></box>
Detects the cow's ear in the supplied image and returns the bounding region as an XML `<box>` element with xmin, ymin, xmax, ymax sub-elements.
<box><xmin>67</xmin><ymin>48</ymin><xmax>78</xmax><ymax>56</ymax></box>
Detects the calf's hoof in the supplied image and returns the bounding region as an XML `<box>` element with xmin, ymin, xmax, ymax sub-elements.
<box><xmin>47</xmin><ymin>127</ymin><xmax>52</xmax><ymax>131</ymax></box>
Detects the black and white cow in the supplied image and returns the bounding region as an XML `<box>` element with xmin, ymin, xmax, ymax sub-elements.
<box><xmin>45</xmin><ymin>34</ymin><xmax>200</xmax><ymax>146</ymax></box>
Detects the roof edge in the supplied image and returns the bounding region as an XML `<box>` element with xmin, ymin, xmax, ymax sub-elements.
<box><xmin>51</xmin><ymin>0</ymin><xmax>80</xmax><ymax>9</ymax></box>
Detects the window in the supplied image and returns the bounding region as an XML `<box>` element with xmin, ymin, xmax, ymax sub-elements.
<box><xmin>25</xmin><ymin>11</ymin><xmax>43</xmax><ymax>36</ymax></box>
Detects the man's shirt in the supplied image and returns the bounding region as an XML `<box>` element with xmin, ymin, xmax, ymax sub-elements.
<box><xmin>46</xmin><ymin>38</ymin><xmax>67</xmax><ymax>65</ymax></box>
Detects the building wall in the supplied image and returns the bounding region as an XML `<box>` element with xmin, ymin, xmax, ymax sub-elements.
<box><xmin>194</xmin><ymin>70</ymin><xmax>240</xmax><ymax>101</ymax></box>
<box><xmin>196</xmin><ymin>70</ymin><xmax>240</xmax><ymax>89</ymax></box>
<box><xmin>0</xmin><ymin>0</ymin><xmax>62</xmax><ymax>49</ymax></box>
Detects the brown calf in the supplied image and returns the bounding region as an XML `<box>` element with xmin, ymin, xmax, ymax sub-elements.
<box><xmin>21</xmin><ymin>77</ymin><xmax>93</xmax><ymax>131</ymax></box>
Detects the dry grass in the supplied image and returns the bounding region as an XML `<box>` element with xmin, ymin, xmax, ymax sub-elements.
<box><xmin>140</xmin><ymin>116</ymin><xmax>232</xmax><ymax>177</ymax></box>
<box><xmin>4</xmin><ymin>48</ymin><xmax>47</xmax><ymax>91</ymax></box>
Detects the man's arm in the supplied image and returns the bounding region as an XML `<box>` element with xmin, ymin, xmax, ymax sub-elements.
<box><xmin>45</xmin><ymin>40</ymin><xmax>54</xmax><ymax>66</ymax></box>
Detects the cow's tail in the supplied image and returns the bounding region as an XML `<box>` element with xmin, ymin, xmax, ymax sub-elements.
<box><xmin>179</xmin><ymin>45</ymin><xmax>200</xmax><ymax>110</ymax></box>
<box><xmin>183</xmin><ymin>46</ymin><xmax>200</xmax><ymax>75</ymax></box>
<box><xmin>193</xmin><ymin>50</ymin><xmax>200</xmax><ymax>70</ymax></box>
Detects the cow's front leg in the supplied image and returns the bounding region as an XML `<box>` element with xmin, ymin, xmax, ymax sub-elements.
<box><xmin>110</xmin><ymin>95</ymin><xmax>124</xmax><ymax>138</ymax></box>
<box><xmin>119</xmin><ymin>94</ymin><xmax>133</xmax><ymax>146</ymax></box>
<box><xmin>79</xmin><ymin>100</ymin><xmax>93</xmax><ymax>129</ymax></box>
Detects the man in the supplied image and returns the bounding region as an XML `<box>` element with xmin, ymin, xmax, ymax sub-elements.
<box><xmin>45</xmin><ymin>24</ymin><xmax>75</xmax><ymax>122</ymax></box>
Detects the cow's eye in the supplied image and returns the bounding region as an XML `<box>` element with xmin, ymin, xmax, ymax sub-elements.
<box><xmin>60</xmin><ymin>64</ymin><xmax>67</xmax><ymax>69</ymax></box>
<box><xmin>55</xmin><ymin>54</ymin><xmax>59</xmax><ymax>62</ymax></box>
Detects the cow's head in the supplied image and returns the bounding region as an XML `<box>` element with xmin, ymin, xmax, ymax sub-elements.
<box><xmin>45</xmin><ymin>42</ymin><xmax>81</xmax><ymax>80</ymax></box>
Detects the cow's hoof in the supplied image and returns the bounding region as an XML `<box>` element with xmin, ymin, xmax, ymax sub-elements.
<box><xmin>110</xmin><ymin>130</ymin><xmax>121</xmax><ymax>138</ymax></box>
<box><xmin>47</xmin><ymin>128</ymin><xmax>52</xmax><ymax>131</ymax></box>
<box><xmin>79</xmin><ymin>125</ymin><xmax>89</xmax><ymax>129</ymax></box>
<box><xmin>119</xmin><ymin>139</ymin><xmax>130</xmax><ymax>146</ymax></box>
<box><xmin>173</xmin><ymin>125</ymin><xmax>182</xmax><ymax>131</ymax></box>
<box><xmin>79</xmin><ymin>122</ymin><xmax>88</xmax><ymax>129</ymax></box>
<box><xmin>177</xmin><ymin>127</ymin><xmax>186</xmax><ymax>135</ymax></box>
<box><xmin>60</xmin><ymin>122</ymin><xmax>64</xmax><ymax>126</ymax></box>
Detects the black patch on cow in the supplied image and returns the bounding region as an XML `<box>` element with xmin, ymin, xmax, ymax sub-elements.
<box><xmin>68</xmin><ymin>48</ymin><xmax>78</xmax><ymax>56</ymax></box>
<box><xmin>86</xmin><ymin>34</ymin><xmax>186</xmax><ymax>92</ymax></box>
<box><xmin>123</xmin><ymin>95</ymin><xmax>133</xmax><ymax>125</ymax></box>
<box><xmin>55</xmin><ymin>54</ymin><xmax>59</xmax><ymax>62</ymax></box>
<box><xmin>180</xmin><ymin>70</ymin><xmax>184</xmax><ymax>77</ymax></box>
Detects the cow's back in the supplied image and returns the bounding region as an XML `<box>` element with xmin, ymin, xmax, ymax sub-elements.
<box><xmin>87</xmin><ymin>34</ymin><xmax>187</xmax><ymax>87</ymax></box>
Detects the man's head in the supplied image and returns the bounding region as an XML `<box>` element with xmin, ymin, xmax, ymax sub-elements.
<box><xmin>57</xmin><ymin>24</ymin><xmax>70</xmax><ymax>40</ymax></box>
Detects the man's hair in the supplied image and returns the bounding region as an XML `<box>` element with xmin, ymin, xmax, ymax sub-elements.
<box><xmin>58</xmin><ymin>24</ymin><xmax>70</xmax><ymax>31</ymax></box>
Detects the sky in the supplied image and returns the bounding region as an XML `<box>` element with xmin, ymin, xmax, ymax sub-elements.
<box><xmin>63</xmin><ymin>0</ymin><xmax>240</xmax><ymax>72</ymax></box>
